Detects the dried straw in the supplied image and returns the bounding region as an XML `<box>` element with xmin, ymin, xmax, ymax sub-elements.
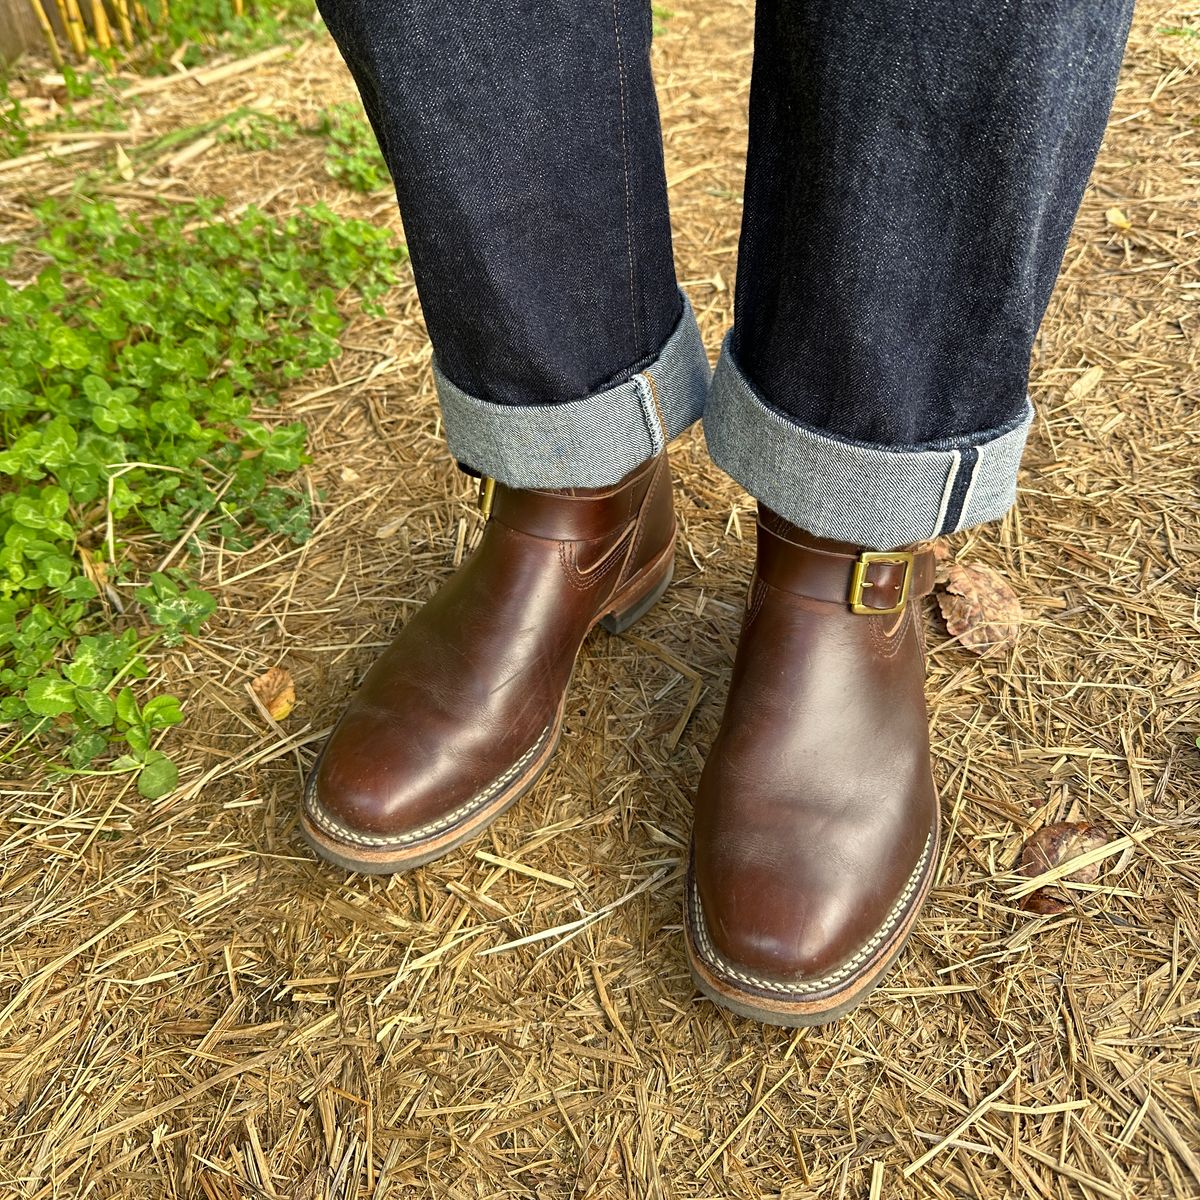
<box><xmin>1</xmin><ymin>1</ymin><xmax>1197</xmax><ymax>1197</ymax></box>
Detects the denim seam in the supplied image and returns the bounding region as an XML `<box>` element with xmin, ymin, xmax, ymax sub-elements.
<box><xmin>932</xmin><ymin>450</ymin><xmax>962</xmax><ymax>533</ymax></box>
<box><xmin>610</xmin><ymin>0</ymin><xmax>641</xmax><ymax>354</ymax></box>
<box><xmin>956</xmin><ymin>464</ymin><xmax>980</xmax><ymax>534</ymax></box>
<box><xmin>704</xmin><ymin>333</ymin><xmax>1034</xmax><ymax>550</ymax></box>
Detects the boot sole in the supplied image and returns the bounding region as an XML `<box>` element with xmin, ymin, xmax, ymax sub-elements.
<box><xmin>683</xmin><ymin>823</ymin><xmax>939</xmax><ymax>1026</ymax></box>
<box><xmin>301</xmin><ymin>539</ymin><xmax>675</xmax><ymax>875</ymax></box>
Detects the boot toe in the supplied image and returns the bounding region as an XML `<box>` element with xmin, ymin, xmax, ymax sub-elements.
<box><xmin>692</xmin><ymin>825</ymin><xmax>933</xmax><ymax>988</ymax></box>
<box><xmin>307</xmin><ymin>705</ymin><xmax>509</xmax><ymax>842</ymax></box>
<box><xmin>695</xmin><ymin>862</ymin><xmax>875</xmax><ymax>984</ymax></box>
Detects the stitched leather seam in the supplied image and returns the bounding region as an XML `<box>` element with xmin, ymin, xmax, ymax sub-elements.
<box><xmin>625</xmin><ymin>455</ymin><xmax>661</xmax><ymax>583</ymax></box>
<box><xmin>871</xmin><ymin>606</ymin><xmax>909</xmax><ymax>660</ymax></box>
<box><xmin>560</xmin><ymin>529</ymin><xmax>634</xmax><ymax>592</ymax></box>
<box><xmin>690</xmin><ymin>830</ymin><xmax>933</xmax><ymax>996</ymax></box>
<box><xmin>304</xmin><ymin>720</ymin><xmax>554</xmax><ymax>849</ymax></box>
<box><xmin>743</xmin><ymin>577</ymin><xmax>767</xmax><ymax>630</ymax></box>
<box><xmin>575</xmin><ymin>456</ymin><xmax>662</xmax><ymax>606</ymax></box>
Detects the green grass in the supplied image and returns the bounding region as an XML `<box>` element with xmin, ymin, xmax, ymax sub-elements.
<box><xmin>1</xmin><ymin>66</ymin><xmax>127</xmax><ymax>161</ymax></box>
<box><xmin>319</xmin><ymin>102</ymin><xmax>391</xmax><ymax>193</ymax></box>
<box><xmin>0</xmin><ymin>195</ymin><xmax>404</xmax><ymax>796</ymax></box>
<box><xmin>1</xmin><ymin>1</ymin><xmax>320</xmax><ymax>162</ymax></box>
<box><xmin>148</xmin><ymin>0</ymin><xmax>320</xmax><ymax>70</ymax></box>
<box><xmin>219</xmin><ymin>109</ymin><xmax>301</xmax><ymax>152</ymax></box>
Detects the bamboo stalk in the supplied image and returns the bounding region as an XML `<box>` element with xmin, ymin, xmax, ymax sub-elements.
<box><xmin>51</xmin><ymin>0</ymin><xmax>75</xmax><ymax>57</ymax></box>
<box><xmin>90</xmin><ymin>0</ymin><xmax>113</xmax><ymax>49</ymax></box>
<box><xmin>111</xmin><ymin>0</ymin><xmax>134</xmax><ymax>44</ymax></box>
<box><xmin>27</xmin><ymin>0</ymin><xmax>66</xmax><ymax>67</ymax></box>
<box><xmin>26</xmin><ymin>0</ymin><xmax>263</xmax><ymax>69</ymax></box>
<box><xmin>62</xmin><ymin>0</ymin><xmax>89</xmax><ymax>57</ymax></box>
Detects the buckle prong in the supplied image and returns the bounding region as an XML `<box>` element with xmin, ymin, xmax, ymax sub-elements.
<box><xmin>848</xmin><ymin>551</ymin><xmax>913</xmax><ymax>615</ymax></box>
<box><xmin>478</xmin><ymin>476</ymin><xmax>496</xmax><ymax>520</ymax></box>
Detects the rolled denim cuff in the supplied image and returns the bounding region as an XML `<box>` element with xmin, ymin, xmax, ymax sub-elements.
<box><xmin>434</xmin><ymin>294</ymin><xmax>710</xmax><ymax>488</ymax></box>
<box><xmin>704</xmin><ymin>334</ymin><xmax>1034</xmax><ymax>551</ymax></box>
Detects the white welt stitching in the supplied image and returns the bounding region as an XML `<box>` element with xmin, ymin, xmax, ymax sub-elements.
<box><xmin>304</xmin><ymin>721</ymin><xmax>554</xmax><ymax>849</ymax></box>
<box><xmin>690</xmin><ymin>831</ymin><xmax>934</xmax><ymax>996</ymax></box>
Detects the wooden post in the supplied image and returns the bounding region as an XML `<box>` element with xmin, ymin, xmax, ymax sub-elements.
<box><xmin>0</xmin><ymin>0</ymin><xmax>48</xmax><ymax>62</ymax></box>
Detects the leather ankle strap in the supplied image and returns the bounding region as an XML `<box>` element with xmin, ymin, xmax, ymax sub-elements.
<box><xmin>486</xmin><ymin>455</ymin><xmax>659</xmax><ymax>543</ymax></box>
<box><xmin>756</xmin><ymin>521</ymin><xmax>935</xmax><ymax>614</ymax></box>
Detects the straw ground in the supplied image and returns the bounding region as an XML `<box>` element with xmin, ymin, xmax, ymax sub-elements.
<box><xmin>1</xmin><ymin>2</ymin><xmax>1198</xmax><ymax>1197</ymax></box>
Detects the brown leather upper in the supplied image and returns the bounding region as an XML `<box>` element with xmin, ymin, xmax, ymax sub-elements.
<box><xmin>307</xmin><ymin>453</ymin><xmax>675</xmax><ymax>841</ymax></box>
<box><xmin>692</xmin><ymin>508</ymin><xmax>938</xmax><ymax>983</ymax></box>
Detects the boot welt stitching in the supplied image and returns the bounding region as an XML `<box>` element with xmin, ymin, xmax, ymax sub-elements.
<box><xmin>690</xmin><ymin>829</ymin><xmax>934</xmax><ymax>997</ymax></box>
<box><xmin>304</xmin><ymin>720</ymin><xmax>555</xmax><ymax>849</ymax></box>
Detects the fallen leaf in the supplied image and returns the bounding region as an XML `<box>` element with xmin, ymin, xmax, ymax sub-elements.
<box><xmin>250</xmin><ymin>666</ymin><xmax>295</xmax><ymax>721</ymax></box>
<box><xmin>936</xmin><ymin>563</ymin><xmax>1021</xmax><ymax>655</ymax></box>
<box><xmin>1106</xmin><ymin>206</ymin><xmax>1132</xmax><ymax>231</ymax></box>
<box><xmin>1065</xmin><ymin>364</ymin><xmax>1105</xmax><ymax>402</ymax></box>
<box><xmin>31</xmin><ymin>74</ymin><xmax>69</xmax><ymax>103</ymax></box>
<box><xmin>930</xmin><ymin>539</ymin><xmax>954</xmax><ymax>585</ymax></box>
<box><xmin>1018</xmin><ymin>821</ymin><xmax>1114</xmax><ymax>914</ymax></box>
<box><xmin>82</xmin><ymin>555</ymin><xmax>109</xmax><ymax>589</ymax></box>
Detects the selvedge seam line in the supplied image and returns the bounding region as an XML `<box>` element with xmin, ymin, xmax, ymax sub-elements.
<box><xmin>690</xmin><ymin>830</ymin><xmax>933</xmax><ymax>996</ymax></box>
<box><xmin>637</xmin><ymin>372</ymin><xmax>668</xmax><ymax>457</ymax></box>
<box><xmin>305</xmin><ymin>721</ymin><xmax>553</xmax><ymax>848</ymax></box>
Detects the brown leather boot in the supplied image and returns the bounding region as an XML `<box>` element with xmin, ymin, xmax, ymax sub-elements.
<box><xmin>302</xmin><ymin>453</ymin><xmax>676</xmax><ymax>873</ymax></box>
<box><xmin>685</xmin><ymin>507</ymin><xmax>939</xmax><ymax>1025</ymax></box>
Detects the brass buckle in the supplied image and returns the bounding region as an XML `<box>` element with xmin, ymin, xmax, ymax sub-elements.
<box><xmin>848</xmin><ymin>551</ymin><xmax>913</xmax><ymax>615</ymax></box>
<box><xmin>477</xmin><ymin>476</ymin><xmax>495</xmax><ymax>520</ymax></box>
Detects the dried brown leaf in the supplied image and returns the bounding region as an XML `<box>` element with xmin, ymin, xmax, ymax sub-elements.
<box><xmin>936</xmin><ymin>563</ymin><xmax>1021</xmax><ymax>655</ymax></box>
<box><xmin>930</xmin><ymin>539</ymin><xmax>954</xmax><ymax>585</ymax></box>
<box><xmin>1018</xmin><ymin>821</ymin><xmax>1114</xmax><ymax>914</ymax></box>
<box><xmin>250</xmin><ymin>666</ymin><xmax>296</xmax><ymax>721</ymax></box>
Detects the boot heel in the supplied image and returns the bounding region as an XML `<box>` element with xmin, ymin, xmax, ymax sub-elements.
<box><xmin>599</xmin><ymin>559</ymin><xmax>673</xmax><ymax>634</ymax></box>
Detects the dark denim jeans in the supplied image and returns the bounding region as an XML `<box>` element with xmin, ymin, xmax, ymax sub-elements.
<box><xmin>316</xmin><ymin>0</ymin><xmax>1133</xmax><ymax>549</ymax></box>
